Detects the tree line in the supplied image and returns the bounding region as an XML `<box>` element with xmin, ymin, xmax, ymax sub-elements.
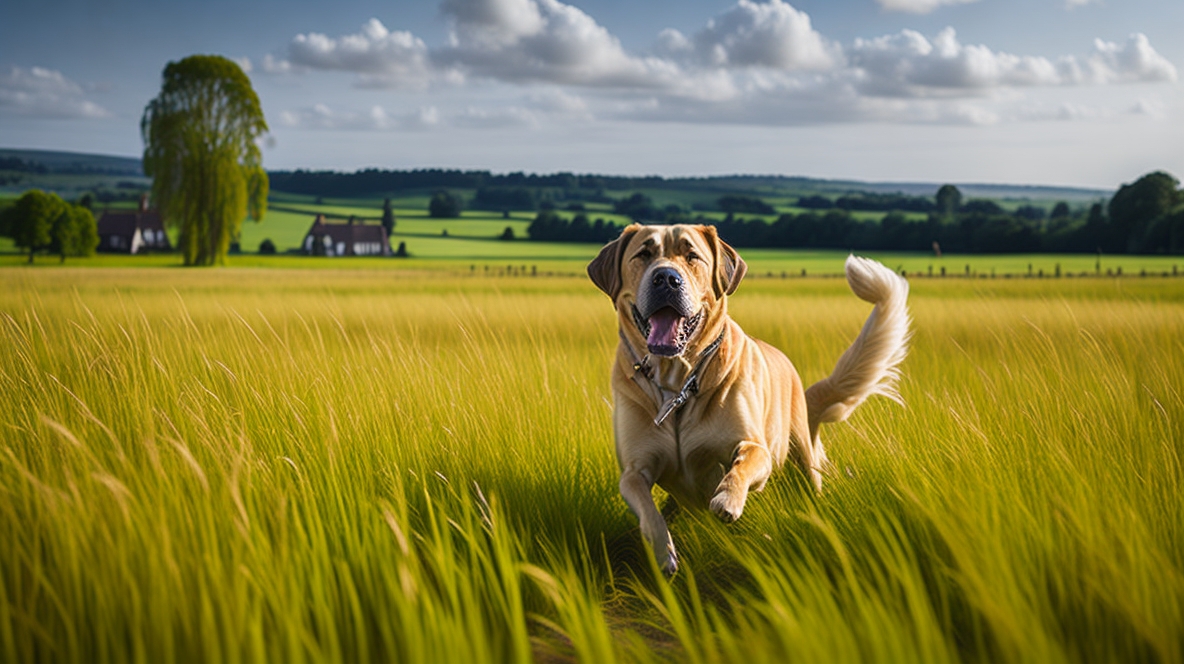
<box><xmin>525</xmin><ymin>171</ymin><xmax>1184</xmax><ymax>255</ymax></box>
<box><xmin>269</xmin><ymin>169</ymin><xmax>675</xmax><ymax>199</ymax></box>
<box><xmin>0</xmin><ymin>190</ymin><xmax>99</xmax><ymax>263</ymax></box>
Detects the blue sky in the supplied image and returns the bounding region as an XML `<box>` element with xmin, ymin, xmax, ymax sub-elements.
<box><xmin>2</xmin><ymin>0</ymin><xmax>1181</xmax><ymax>187</ymax></box>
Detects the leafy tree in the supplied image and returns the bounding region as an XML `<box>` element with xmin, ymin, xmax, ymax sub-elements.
<box><xmin>718</xmin><ymin>195</ymin><xmax>775</xmax><ymax>215</ymax></box>
<box><xmin>381</xmin><ymin>198</ymin><xmax>396</xmax><ymax>236</ymax></box>
<box><xmin>428</xmin><ymin>190</ymin><xmax>462</xmax><ymax>218</ymax></box>
<box><xmin>1108</xmin><ymin>171</ymin><xmax>1181</xmax><ymax>252</ymax></box>
<box><xmin>141</xmin><ymin>55</ymin><xmax>269</xmax><ymax>266</ymax></box>
<box><xmin>473</xmin><ymin>187</ymin><xmax>535</xmax><ymax>211</ymax></box>
<box><xmin>936</xmin><ymin>184</ymin><xmax>962</xmax><ymax>218</ymax></box>
<box><xmin>960</xmin><ymin>199</ymin><xmax>1004</xmax><ymax>215</ymax></box>
<box><xmin>796</xmin><ymin>195</ymin><xmax>834</xmax><ymax>209</ymax></box>
<box><xmin>4</xmin><ymin>190</ymin><xmax>65</xmax><ymax>263</ymax></box>
<box><xmin>1014</xmin><ymin>205</ymin><xmax>1046</xmax><ymax>221</ymax></box>
<box><xmin>49</xmin><ymin>204</ymin><xmax>98</xmax><ymax>262</ymax></box>
<box><xmin>614</xmin><ymin>192</ymin><xmax>658</xmax><ymax>222</ymax></box>
<box><xmin>1050</xmin><ymin>201</ymin><xmax>1071</xmax><ymax>219</ymax></box>
<box><xmin>258</xmin><ymin>238</ymin><xmax>276</xmax><ymax>254</ymax></box>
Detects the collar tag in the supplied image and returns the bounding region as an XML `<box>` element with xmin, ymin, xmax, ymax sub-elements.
<box><xmin>621</xmin><ymin>329</ymin><xmax>724</xmax><ymax>427</ymax></box>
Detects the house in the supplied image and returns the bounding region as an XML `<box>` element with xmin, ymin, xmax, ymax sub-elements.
<box><xmin>302</xmin><ymin>214</ymin><xmax>392</xmax><ymax>257</ymax></box>
<box><xmin>96</xmin><ymin>195</ymin><xmax>172</xmax><ymax>254</ymax></box>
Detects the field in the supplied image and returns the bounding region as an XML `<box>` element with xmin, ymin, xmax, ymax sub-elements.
<box><xmin>1</xmin><ymin>265</ymin><xmax>1181</xmax><ymax>663</ymax></box>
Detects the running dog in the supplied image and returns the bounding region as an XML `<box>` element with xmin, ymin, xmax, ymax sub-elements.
<box><xmin>588</xmin><ymin>223</ymin><xmax>911</xmax><ymax>574</ymax></box>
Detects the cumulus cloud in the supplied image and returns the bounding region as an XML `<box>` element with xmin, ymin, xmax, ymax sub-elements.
<box><xmin>287</xmin><ymin>18</ymin><xmax>433</xmax><ymax>86</ymax></box>
<box><xmin>874</xmin><ymin>0</ymin><xmax>980</xmax><ymax>14</ymax></box>
<box><xmin>848</xmin><ymin>28</ymin><xmax>1175</xmax><ymax>97</ymax></box>
<box><xmin>0</xmin><ymin>66</ymin><xmax>110</xmax><ymax>119</ymax></box>
<box><xmin>661</xmin><ymin>0</ymin><xmax>839</xmax><ymax>71</ymax></box>
<box><xmin>1083</xmin><ymin>33</ymin><xmax>1177</xmax><ymax>84</ymax></box>
<box><xmin>850</xmin><ymin>28</ymin><xmax>1062</xmax><ymax>96</ymax></box>
<box><xmin>437</xmin><ymin>0</ymin><xmax>679</xmax><ymax>88</ymax></box>
<box><xmin>268</xmin><ymin>0</ymin><xmax>1177</xmax><ymax>130</ymax></box>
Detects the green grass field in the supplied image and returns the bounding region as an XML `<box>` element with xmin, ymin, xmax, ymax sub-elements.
<box><xmin>1</xmin><ymin>266</ymin><xmax>1181</xmax><ymax>663</ymax></box>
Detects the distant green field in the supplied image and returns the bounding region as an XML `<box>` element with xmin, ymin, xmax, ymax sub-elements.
<box><xmin>4</xmin><ymin>191</ymin><xmax>1181</xmax><ymax>279</ymax></box>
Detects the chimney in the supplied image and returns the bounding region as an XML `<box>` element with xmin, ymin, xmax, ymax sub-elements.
<box><xmin>139</xmin><ymin>193</ymin><xmax>150</xmax><ymax>213</ymax></box>
<box><xmin>315</xmin><ymin>214</ymin><xmax>326</xmax><ymax>225</ymax></box>
<box><xmin>348</xmin><ymin>215</ymin><xmax>356</xmax><ymax>225</ymax></box>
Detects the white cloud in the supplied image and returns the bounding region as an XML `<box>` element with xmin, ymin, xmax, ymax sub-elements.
<box><xmin>437</xmin><ymin>0</ymin><xmax>679</xmax><ymax>88</ymax></box>
<box><xmin>0</xmin><ymin>66</ymin><xmax>110</xmax><ymax>119</ymax></box>
<box><xmin>1085</xmin><ymin>33</ymin><xmax>1177</xmax><ymax>84</ymax></box>
<box><xmin>268</xmin><ymin>1</ymin><xmax>1178</xmax><ymax>131</ymax></box>
<box><xmin>684</xmin><ymin>0</ymin><xmax>839</xmax><ymax>70</ymax></box>
<box><xmin>262</xmin><ymin>54</ymin><xmax>295</xmax><ymax>74</ymax></box>
<box><xmin>874</xmin><ymin>0</ymin><xmax>980</xmax><ymax>14</ymax></box>
<box><xmin>453</xmin><ymin>105</ymin><xmax>539</xmax><ymax>128</ymax></box>
<box><xmin>848</xmin><ymin>28</ymin><xmax>1176</xmax><ymax>97</ymax></box>
<box><xmin>850</xmin><ymin>28</ymin><xmax>1062</xmax><ymax>96</ymax></box>
<box><xmin>287</xmin><ymin>18</ymin><xmax>433</xmax><ymax>86</ymax></box>
<box><xmin>278</xmin><ymin>101</ymin><xmax>547</xmax><ymax>131</ymax></box>
<box><xmin>1064</xmin><ymin>0</ymin><xmax>1100</xmax><ymax>9</ymax></box>
<box><xmin>278</xmin><ymin>103</ymin><xmax>397</xmax><ymax>130</ymax></box>
<box><xmin>442</xmin><ymin>0</ymin><xmax>545</xmax><ymax>49</ymax></box>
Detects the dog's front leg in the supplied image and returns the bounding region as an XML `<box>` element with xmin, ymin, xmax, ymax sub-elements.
<box><xmin>710</xmin><ymin>441</ymin><xmax>772</xmax><ymax>523</ymax></box>
<box><xmin>619</xmin><ymin>465</ymin><xmax>678</xmax><ymax>575</ymax></box>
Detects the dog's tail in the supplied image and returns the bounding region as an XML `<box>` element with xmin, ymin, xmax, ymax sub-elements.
<box><xmin>805</xmin><ymin>256</ymin><xmax>911</xmax><ymax>440</ymax></box>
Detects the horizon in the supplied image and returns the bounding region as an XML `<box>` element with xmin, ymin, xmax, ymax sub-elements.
<box><xmin>2</xmin><ymin>0</ymin><xmax>1181</xmax><ymax>190</ymax></box>
<box><xmin>0</xmin><ymin>146</ymin><xmax>1120</xmax><ymax>195</ymax></box>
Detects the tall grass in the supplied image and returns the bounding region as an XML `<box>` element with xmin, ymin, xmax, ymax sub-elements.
<box><xmin>0</xmin><ymin>268</ymin><xmax>1181</xmax><ymax>662</ymax></box>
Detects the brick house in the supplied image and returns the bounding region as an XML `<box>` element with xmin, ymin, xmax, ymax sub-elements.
<box><xmin>302</xmin><ymin>214</ymin><xmax>392</xmax><ymax>257</ymax></box>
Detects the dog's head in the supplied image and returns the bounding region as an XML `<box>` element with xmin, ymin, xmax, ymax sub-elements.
<box><xmin>588</xmin><ymin>224</ymin><xmax>747</xmax><ymax>357</ymax></box>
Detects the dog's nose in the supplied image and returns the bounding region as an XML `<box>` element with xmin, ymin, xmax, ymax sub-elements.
<box><xmin>651</xmin><ymin>267</ymin><xmax>684</xmax><ymax>291</ymax></box>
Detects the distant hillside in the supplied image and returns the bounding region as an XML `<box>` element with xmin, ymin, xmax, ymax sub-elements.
<box><xmin>2</xmin><ymin>147</ymin><xmax>1111</xmax><ymax>203</ymax></box>
<box><xmin>0</xmin><ymin>149</ymin><xmax>142</xmax><ymax>176</ymax></box>
<box><xmin>691</xmin><ymin>175</ymin><xmax>1111</xmax><ymax>204</ymax></box>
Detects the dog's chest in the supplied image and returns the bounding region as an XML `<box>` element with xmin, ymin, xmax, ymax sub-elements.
<box><xmin>653</xmin><ymin>405</ymin><xmax>738</xmax><ymax>505</ymax></box>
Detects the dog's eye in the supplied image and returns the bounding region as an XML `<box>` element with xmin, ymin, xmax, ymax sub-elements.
<box><xmin>686</xmin><ymin>251</ymin><xmax>702</xmax><ymax>263</ymax></box>
<box><xmin>633</xmin><ymin>249</ymin><xmax>652</xmax><ymax>261</ymax></box>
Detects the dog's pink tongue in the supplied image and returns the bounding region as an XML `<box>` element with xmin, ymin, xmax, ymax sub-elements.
<box><xmin>647</xmin><ymin>308</ymin><xmax>683</xmax><ymax>349</ymax></box>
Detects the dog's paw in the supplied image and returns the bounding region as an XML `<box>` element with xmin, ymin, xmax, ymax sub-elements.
<box><xmin>710</xmin><ymin>488</ymin><xmax>746</xmax><ymax>523</ymax></box>
<box><xmin>659</xmin><ymin>549</ymin><xmax>679</xmax><ymax>576</ymax></box>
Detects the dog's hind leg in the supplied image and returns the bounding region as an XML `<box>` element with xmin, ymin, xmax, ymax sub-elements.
<box><xmin>709</xmin><ymin>441</ymin><xmax>772</xmax><ymax>523</ymax></box>
<box><xmin>619</xmin><ymin>466</ymin><xmax>678</xmax><ymax>575</ymax></box>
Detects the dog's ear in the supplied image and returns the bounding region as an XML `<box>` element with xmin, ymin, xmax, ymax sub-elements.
<box><xmin>703</xmin><ymin>225</ymin><xmax>747</xmax><ymax>297</ymax></box>
<box><xmin>587</xmin><ymin>224</ymin><xmax>641</xmax><ymax>303</ymax></box>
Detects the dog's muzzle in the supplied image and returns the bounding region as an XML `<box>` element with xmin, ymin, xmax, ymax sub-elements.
<box><xmin>635</xmin><ymin>266</ymin><xmax>702</xmax><ymax>357</ymax></box>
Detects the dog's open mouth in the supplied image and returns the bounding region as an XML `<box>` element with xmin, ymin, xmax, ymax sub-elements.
<box><xmin>637</xmin><ymin>306</ymin><xmax>702</xmax><ymax>357</ymax></box>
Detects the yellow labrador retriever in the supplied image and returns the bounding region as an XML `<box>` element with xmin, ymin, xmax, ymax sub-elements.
<box><xmin>588</xmin><ymin>224</ymin><xmax>910</xmax><ymax>574</ymax></box>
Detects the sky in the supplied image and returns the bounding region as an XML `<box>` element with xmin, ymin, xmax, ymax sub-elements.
<box><xmin>1</xmin><ymin>0</ymin><xmax>1181</xmax><ymax>188</ymax></box>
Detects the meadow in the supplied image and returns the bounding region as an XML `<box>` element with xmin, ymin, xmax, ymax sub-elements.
<box><xmin>1</xmin><ymin>265</ymin><xmax>1181</xmax><ymax>663</ymax></box>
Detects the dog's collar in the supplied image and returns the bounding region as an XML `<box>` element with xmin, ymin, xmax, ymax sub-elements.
<box><xmin>619</xmin><ymin>327</ymin><xmax>726</xmax><ymax>426</ymax></box>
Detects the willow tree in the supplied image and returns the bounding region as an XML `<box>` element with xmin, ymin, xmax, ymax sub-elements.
<box><xmin>142</xmin><ymin>55</ymin><xmax>268</xmax><ymax>266</ymax></box>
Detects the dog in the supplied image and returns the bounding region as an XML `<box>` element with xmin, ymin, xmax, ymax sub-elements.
<box><xmin>588</xmin><ymin>223</ymin><xmax>911</xmax><ymax>574</ymax></box>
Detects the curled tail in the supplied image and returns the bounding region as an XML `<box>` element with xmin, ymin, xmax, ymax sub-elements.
<box><xmin>805</xmin><ymin>256</ymin><xmax>911</xmax><ymax>440</ymax></box>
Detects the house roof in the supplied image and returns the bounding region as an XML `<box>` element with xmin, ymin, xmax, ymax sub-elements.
<box><xmin>97</xmin><ymin>210</ymin><xmax>165</xmax><ymax>236</ymax></box>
